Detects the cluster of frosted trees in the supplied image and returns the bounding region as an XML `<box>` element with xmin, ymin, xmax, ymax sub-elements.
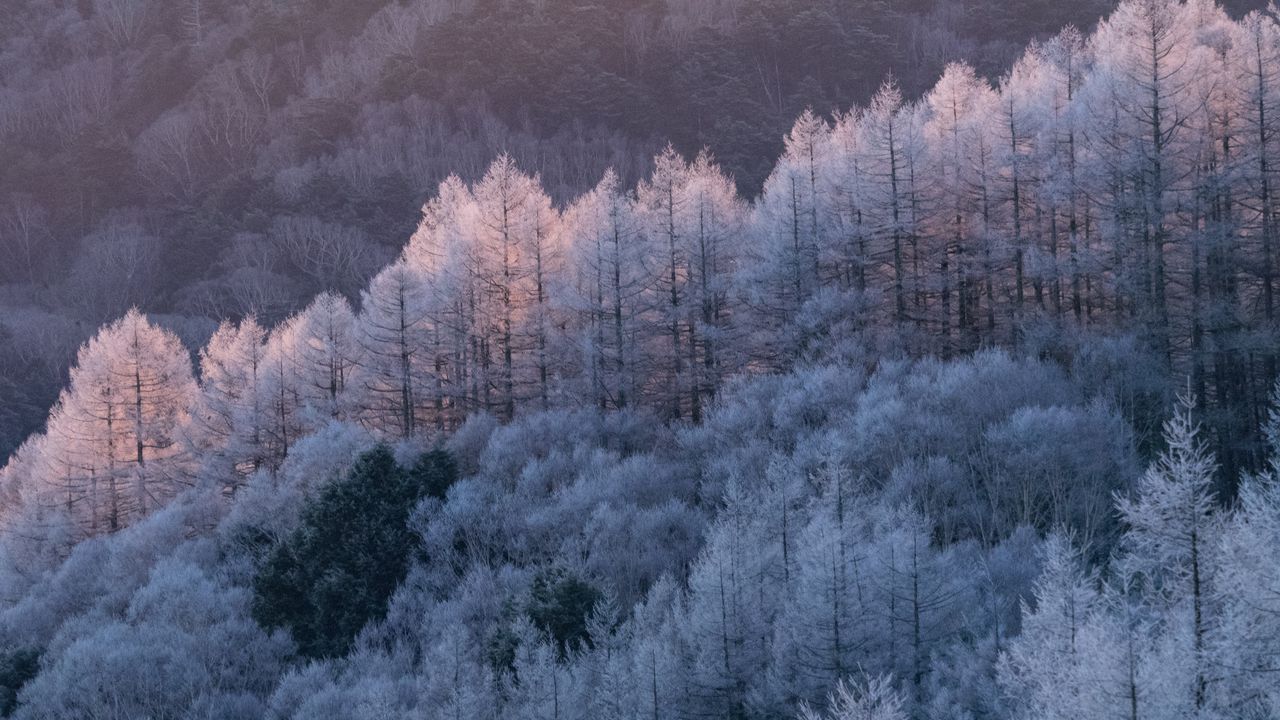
<box><xmin>1001</xmin><ymin>397</ymin><xmax>1280</xmax><ymax>719</ymax></box>
<box><xmin>7</xmin><ymin>0</ymin><xmax>1280</xmax><ymax>534</ymax></box>
<box><xmin>751</xmin><ymin>0</ymin><xmax>1280</xmax><ymax>454</ymax></box>
<box><xmin>4</xmin><ymin>344</ymin><xmax>1279</xmax><ymax>719</ymax></box>
<box><xmin>378</xmin><ymin>150</ymin><xmax>744</xmax><ymax>428</ymax></box>
<box><xmin>295</xmin><ymin>0</ymin><xmax>1280</xmax><ymax>457</ymax></box>
<box><xmin>235</xmin><ymin>366</ymin><xmax>1278</xmax><ymax>720</ymax></box>
<box><xmin>0</xmin><ymin>149</ymin><xmax>745</xmax><ymax>537</ymax></box>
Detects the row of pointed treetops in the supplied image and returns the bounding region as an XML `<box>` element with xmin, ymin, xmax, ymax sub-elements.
<box><xmin>5</xmin><ymin>0</ymin><xmax>1280</xmax><ymax>537</ymax></box>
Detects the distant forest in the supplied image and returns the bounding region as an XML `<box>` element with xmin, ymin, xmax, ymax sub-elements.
<box><xmin>0</xmin><ymin>0</ymin><xmax>1148</xmax><ymax>457</ymax></box>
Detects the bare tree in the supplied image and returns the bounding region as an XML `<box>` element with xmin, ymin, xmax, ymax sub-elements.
<box><xmin>0</xmin><ymin>194</ymin><xmax>48</xmax><ymax>284</ymax></box>
<box><xmin>271</xmin><ymin>216</ymin><xmax>375</xmax><ymax>295</ymax></box>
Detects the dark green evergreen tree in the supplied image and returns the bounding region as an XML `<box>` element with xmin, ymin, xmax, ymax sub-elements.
<box><xmin>527</xmin><ymin>566</ymin><xmax>603</xmax><ymax>657</ymax></box>
<box><xmin>0</xmin><ymin>647</ymin><xmax>38</xmax><ymax>718</ymax></box>
<box><xmin>251</xmin><ymin>445</ymin><xmax>457</xmax><ymax>658</ymax></box>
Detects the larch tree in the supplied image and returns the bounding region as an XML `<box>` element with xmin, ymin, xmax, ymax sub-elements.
<box><xmin>355</xmin><ymin>260</ymin><xmax>432</xmax><ymax>439</ymax></box>
<box><xmin>798</xmin><ymin>674</ymin><xmax>907</xmax><ymax>720</ymax></box>
<box><xmin>681</xmin><ymin>483</ymin><xmax>779</xmax><ymax>720</ymax></box>
<box><xmin>827</xmin><ymin>109</ymin><xmax>871</xmax><ymax>296</ymax></box>
<box><xmin>769</xmin><ymin>454</ymin><xmax>876</xmax><ymax>709</ymax></box>
<box><xmin>682</xmin><ymin>150</ymin><xmax>745</xmax><ymax>419</ymax></box>
<box><xmin>871</xmin><ymin>507</ymin><xmax>968</xmax><ymax>713</ymax></box>
<box><xmin>773</xmin><ymin>508</ymin><xmax>872</xmax><ymax>709</ymax></box>
<box><xmin>559</xmin><ymin>170</ymin><xmax>651</xmax><ymax>411</ymax></box>
<box><xmin>37</xmin><ymin>309</ymin><xmax>197</xmax><ymax>535</ymax></box>
<box><xmin>858</xmin><ymin>81</ymin><xmax>925</xmax><ymax>330</ymax></box>
<box><xmin>998</xmin><ymin>47</ymin><xmax>1051</xmax><ymax>331</ymax></box>
<box><xmin>1085</xmin><ymin>569</ymin><xmax>1160</xmax><ymax>720</ymax></box>
<box><xmin>470</xmin><ymin>154</ymin><xmax>541</xmax><ymax>420</ymax></box>
<box><xmin>1234</xmin><ymin>9</ymin><xmax>1280</xmax><ymax>337</ymax></box>
<box><xmin>1210</xmin><ymin>6</ymin><xmax>1280</xmax><ymax>479</ymax></box>
<box><xmin>1216</xmin><ymin>470</ymin><xmax>1280</xmax><ymax>717</ymax></box>
<box><xmin>1182</xmin><ymin>0</ymin><xmax>1256</xmax><ymax>479</ymax></box>
<box><xmin>998</xmin><ymin>534</ymin><xmax>1100</xmax><ymax>720</ymax></box>
<box><xmin>406</xmin><ymin>174</ymin><xmax>479</xmax><ymax>429</ymax></box>
<box><xmin>520</xmin><ymin>173</ymin><xmax>561</xmax><ymax>412</ymax></box>
<box><xmin>923</xmin><ymin>63</ymin><xmax>999</xmax><ymax>354</ymax></box>
<box><xmin>505</xmin><ymin>618</ymin><xmax>576</xmax><ymax>720</ymax></box>
<box><xmin>638</xmin><ymin>146</ymin><xmax>694</xmax><ymax>420</ymax></box>
<box><xmin>259</xmin><ymin>315</ymin><xmax>308</xmax><ymax>468</ymax></box>
<box><xmin>753</xmin><ymin>110</ymin><xmax>833</xmax><ymax>330</ymax></box>
<box><xmin>291</xmin><ymin>292</ymin><xmax>360</xmax><ymax>421</ymax></box>
<box><xmin>1115</xmin><ymin>392</ymin><xmax>1220</xmax><ymax>713</ymax></box>
<box><xmin>1086</xmin><ymin>0</ymin><xmax>1201</xmax><ymax>367</ymax></box>
<box><xmin>195</xmin><ymin>316</ymin><xmax>269</xmax><ymax>484</ymax></box>
<box><xmin>417</xmin><ymin>626</ymin><xmax>499</xmax><ymax>720</ymax></box>
<box><xmin>1039</xmin><ymin>26</ymin><xmax>1095</xmax><ymax>324</ymax></box>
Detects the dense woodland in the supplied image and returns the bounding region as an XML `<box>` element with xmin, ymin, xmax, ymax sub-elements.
<box><xmin>0</xmin><ymin>0</ymin><xmax>1133</xmax><ymax>458</ymax></box>
<box><xmin>5</xmin><ymin>0</ymin><xmax>1280</xmax><ymax>718</ymax></box>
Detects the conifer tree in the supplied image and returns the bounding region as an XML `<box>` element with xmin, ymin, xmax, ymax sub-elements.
<box><xmin>38</xmin><ymin>309</ymin><xmax>197</xmax><ymax>534</ymax></box>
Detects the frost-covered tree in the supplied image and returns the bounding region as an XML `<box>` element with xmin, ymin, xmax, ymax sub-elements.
<box><xmin>1038</xmin><ymin>26</ymin><xmax>1096</xmax><ymax>324</ymax></box>
<box><xmin>638</xmin><ymin>146</ymin><xmax>692</xmax><ymax>420</ymax></box>
<box><xmin>751</xmin><ymin>110</ymin><xmax>834</xmax><ymax>336</ymax></box>
<box><xmin>799</xmin><ymin>674</ymin><xmax>907</xmax><ymax>720</ymax></box>
<box><xmin>682</xmin><ymin>151</ymin><xmax>745</xmax><ymax>418</ymax></box>
<box><xmin>417</xmin><ymin>625</ymin><xmax>500</xmax><ymax>720</ymax></box>
<box><xmin>405</xmin><ymin>173</ymin><xmax>479</xmax><ymax>429</ymax></box>
<box><xmin>504</xmin><ymin>616</ymin><xmax>580</xmax><ymax>720</ymax></box>
<box><xmin>997</xmin><ymin>47</ymin><xmax>1050</xmax><ymax>327</ymax></box>
<box><xmin>195</xmin><ymin>316</ymin><xmax>269</xmax><ymax>483</ymax></box>
<box><xmin>923</xmin><ymin>63</ymin><xmax>999</xmax><ymax>353</ymax></box>
<box><xmin>1115</xmin><ymin>392</ymin><xmax>1220</xmax><ymax>711</ymax></box>
<box><xmin>35</xmin><ymin>309</ymin><xmax>197</xmax><ymax>535</ymax></box>
<box><xmin>1216</xmin><ymin>471</ymin><xmax>1280</xmax><ymax>717</ymax></box>
<box><xmin>773</xmin><ymin>507</ymin><xmax>872</xmax><ymax>708</ymax></box>
<box><xmin>1084</xmin><ymin>0</ymin><xmax>1202</xmax><ymax>364</ymax></box>
<box><xmin>681</xmin><ymin>483</ymin><xmax>778</xmax><ymax>719</ymax></box>
<box><xmin>998</xmin><ymin>534</ymin><xmax>1099</xmax><ymax>720</ymax></box>
<box><xmin>523</xmin><ymin>178</ymin><xmax>562</xmax><ymax>412</ymax></box>
<box><xmin>259</xmin><ymin>315</ymin><xmax>309</xmax><ymax>467</ymax></box>
<box><xmin>1234</xmin><ymin>9</ymin><xmax>1280</xmax><ymax>332</ymax></box>
<box><xmin>858</xmin><ymin>82</ymin><xmax>926</xmax><ymax>330</ymax></box>
<box><xmin>469</xmin><ymin>155</ymin><xmax>546</xmax><ymax>420</ymax></box>
<box><xmin>870</xmin><ymin>507</ymin><xmax>970</xmax><ymax>712</ymax></box>
<box><xmin>354</xmin><ymin>260</ymin><xmax>432</xmax><ymax>438</ymax></box>
<box><xmin>559</xmin><ymin>171</ymin><xmax>651</xmax><ymax>410</ymax></box>
<box><xmin>291</xmin><ymin>292</ymin><xmax>360</xmax><ymax>420</ymax></box>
